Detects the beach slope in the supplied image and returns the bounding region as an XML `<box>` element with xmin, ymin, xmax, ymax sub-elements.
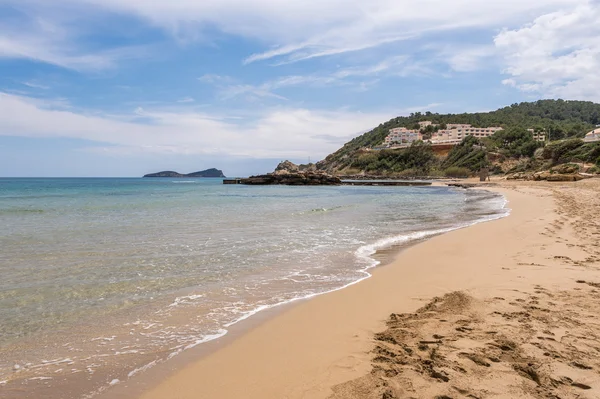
<box><xmin>136</xmin><ymin>179</ymin><xmax>600</xmax><ymax>399</ymax></box>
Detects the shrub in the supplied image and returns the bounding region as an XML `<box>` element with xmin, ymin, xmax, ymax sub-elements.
<box><xmin>397</xmin><ymin>168</ymin><xmax>420</xmax><ymax>177</ymax></box>
<box><xmin>442</xmin><ymin>136</ymin><xmax>489</xmax><ymax>171</ymax></box>
<box><xmin>489</xmin><ymin>164</ymin><xmax>504</xmax><ymax>175</ymax></box>
<box><xmin>550</xmin><ymin>163</ymin><xmax>580</xmax><ymax>174</ymax></box>
<box><xmin>542</xmin><ymin>140</ymin><xmax>600</xmax><ymax>165</ymax></box>
<box><xmin>427</xmin><ymin>168</ymin><xmax>445</xmax><ymax>178</ymax></box>
<box><xmin>444</xmin><ymin>166</ymin><xmax>471</xmax><ymax>178</ymax></box>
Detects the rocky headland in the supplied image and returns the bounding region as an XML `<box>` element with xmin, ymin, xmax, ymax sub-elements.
<box><xmin>240</xmin><ymin>161</ymin><xmax>341</xmax><ymax>185</ymax></box>
<box><xmin>506</xmin><ymin>163</ymin><xmax>594</xmax><ymax>181</ymax></box>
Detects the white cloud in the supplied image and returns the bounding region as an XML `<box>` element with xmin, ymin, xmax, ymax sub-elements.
<box><xmin>22</xmin><ymin>81</ymin><xmax>50</xmax><ymax>90</ymax></box>
<box><xmin>0</xmin><ymin>35</ymin><xmax>120</xmax><ymax>71</ymax></box>
<box><xmin>177</xmin><ymin>97</ymin><xmax>195</xmax><ymax>103</ymax></box>
<box><xmin>4</xmin><ymin>0</ymin><xmax>582</xmax><ymax>68</ymax></box>
<box><xmin>495</xmin><ymin>2</ymin><xmax>600</xmax><ymax>100</ymax></box>
<box><xmin>0</xmin><ymin>92</ymin><xmax>396</xmax><ymax>159</ymax></box>
<box><xmin>0</xmin><ymin>10</ymin><xmax>152</xmax><ymax>71</ymax></box>
<box><xmin>217</xmin><ymin>84</ymin><xmax>289</xmax><ymax>101</ymax></box>
<box><xmin>442</xmin><ymin>46</ymin><xmax>497</xmax><ymax>72</ymax></box>
<box><xmin>198</xmin><ymin>74</ymin><xmax>233</xmax><ymax>84</ymax></box>
<box><xmin>213</xmin><ymin>55</ymin><xmax>424</xmax><ymax>101</ymax></box>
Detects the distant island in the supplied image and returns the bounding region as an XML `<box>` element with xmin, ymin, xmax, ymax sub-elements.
<box><xmin>143</xmin><ymin>168</ymin><xmax>226</xmax><ymax>178</ymax></box>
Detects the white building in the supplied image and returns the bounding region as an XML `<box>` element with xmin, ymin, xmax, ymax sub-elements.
<box><xmin>584</xmin><ymin>128</ymin><xmax>600</xmax><ymax>142</ymax></box>
<box><xmin>430</xmin><ymin>124</ymin><xmax>503</xmax><ymax>143</ymax></box>
<box><xmin>527</xmin><ymin>129</ymin><xmax>547</xmax><ymax>142</ymax></box>
<box><xmin>446</xmin><ymin>124</ymin><xmax>472</xmax><ymax>130</ymax></box>
<box><xmin>385</xmin><ymin>127</ymin><xmax>422</xmax><ymax>145</ymax></box>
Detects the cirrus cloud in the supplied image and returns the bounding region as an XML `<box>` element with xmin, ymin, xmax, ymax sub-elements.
<box><xmin>495</xmin><ymin>2</ymin><xmax>600</xmax><ymax>101</ymax></box>
<box><xmin>2</xmin><ymin>0</ymin><xmax>582</xmax><ymax>69</ymax></box>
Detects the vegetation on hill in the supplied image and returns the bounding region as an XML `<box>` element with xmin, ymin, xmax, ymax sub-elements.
<box><xmin>346</xmin><ymin>142</ymin><xmax>436</xmax><ymax>175</ymax></box>
<box><xmin>441</xmin><ymin>136</ymin><xmax>488</xmax><ymax>171</ymax></box>
<box><xmin>317</xmin><ymin>100</ymin><xmax>600</xmax><ymax>176</ymax></box>
<box><xmin>542</xmin><ymin>140</ymin><xmax>600</xmax><ymax>166</ymax></box>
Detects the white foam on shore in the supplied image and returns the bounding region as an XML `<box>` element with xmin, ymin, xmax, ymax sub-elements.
<box><xmin>76</xmin><ymin>188</ymin><xmax>511</xmax><ymax>399</ymax></box>
<box><xmin>127</xmin><ymin>360</ymin><xmax>158</xmax><ymax>378</ymax></box>
<box><xmin>168</xmin><ymin>294</ymin><xmax>205</xmax><ymax>308</ymax></box>
<box><xmin>182</xmin><ymin>330</ymin><xmax>228</xmax><ymax>350</ymax></box>
<box><xmin>91</xmin><ymin>336</ymin><xmax>116</xmax><ymax>342</ymax></box>
<box><xmin>219</xmin><ymin>190</ymin><xmax>511</xmax><ymax>335</ymax></box>
<box><xmin>190</xmin><ymin>190</ymin><xmax>512</xmax><ymax>349</ymax></box>
<box><xmin>31</xmin><ymin>358</ymin><xmax>73</xmax><ymax>369</ymax></box>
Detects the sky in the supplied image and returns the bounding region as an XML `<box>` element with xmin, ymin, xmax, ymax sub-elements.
<box><xmin>1</xmin><ymin>0</ymin><xmax>599</xmax><ymax>177</ymax></box>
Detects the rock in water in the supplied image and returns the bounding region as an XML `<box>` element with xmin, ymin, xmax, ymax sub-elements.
<box><xmin>241</xmin><ymin>161</ymin><xmax>341</xmax><ymax>185</ymax></box>
<box><xmin>273</xmin><ymin>160</ymin><xmax>300</xmax><ymax>174</ymax></box>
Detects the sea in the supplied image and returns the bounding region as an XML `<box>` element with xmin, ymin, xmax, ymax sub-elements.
<box><xmin>0</xmin><ymin>178</ymin><xmax>509</xmax><ymax>398</ymax></box>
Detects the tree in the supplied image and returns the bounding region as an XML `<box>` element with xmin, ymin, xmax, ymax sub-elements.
<box><xmin>442</xmin><ymin>136</ymin><xmax>489</xmax><ymax>171</ymax></box>
<box><xmin>491</xmin><ymin>127</ymin><xmax>541</xmax><ymax>158</ymax></box>
<box><xmin>319</xmin><ymin>99</ymin><xmax>600</xmax><ymax>172</ymax></box>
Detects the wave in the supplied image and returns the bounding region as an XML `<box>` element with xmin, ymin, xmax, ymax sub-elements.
<box><xmin>309</xmin><ymin>205</ymin><xmax>344</xmax><ymax>213</ymax></box>
<box><xmin>68</xmin><ymin>188</ymin><xmax>512</xmax><ymax>399</ymax></box>
<box><xmin>214</xmin><ymin>190</ymin><xmax>511</xmax><ymax>339</ymax></box>
<box><xmin>176</xmin><ymin>190</ymin><xmax>510</xmax><ymax>349</ymax></box>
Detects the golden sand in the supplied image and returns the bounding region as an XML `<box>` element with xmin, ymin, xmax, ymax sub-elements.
<box><xmin>128</xmin><ymin>179</ymin><xmax>600</xmax><ymax>399</ymax></box>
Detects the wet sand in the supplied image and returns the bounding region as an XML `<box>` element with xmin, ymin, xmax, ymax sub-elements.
<box><xmin>125</xmin><ymin>179</ymin><xmax>600</xmax><ymax>399</ymax></box>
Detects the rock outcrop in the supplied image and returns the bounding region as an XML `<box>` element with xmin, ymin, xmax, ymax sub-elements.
<box><xmin>273</xmin><ymin>160</ymin><xmax>299</xmax><ymax>174</ymax></box>
<box><xmin>240</xmin><ymin>161</ymin><xmax>341</xmax><ymax>185</ymax></box>
<box><xmin>506</xmin><ymin>171</ymin><xmax>587</xmax><ymax>182</ymax></box>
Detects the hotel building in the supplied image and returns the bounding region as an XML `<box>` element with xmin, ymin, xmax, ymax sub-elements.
<box><xmin>584</xmin><ymin>128</ymin><xmax>600</xmax><ymax>142</ymax></box>
<box><xmin>385</xmin><ymin>127</ymin><xmax>422</xmax><ymax>145</ymax></box>
<box><xmin>527</xmin><ymin>129</ymin><xmax>547</xmax><ymax>142</ymax></box>
<box><xmin>383</xmin><ymin>122</ymin><xmax>552</xmax><ymax>146</ymax></box>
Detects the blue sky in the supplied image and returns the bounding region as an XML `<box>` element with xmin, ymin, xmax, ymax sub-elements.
<box><xmin>1</xmin><ymin>0</ymin><xmax>599</xmax><ymax>177</ymax></box>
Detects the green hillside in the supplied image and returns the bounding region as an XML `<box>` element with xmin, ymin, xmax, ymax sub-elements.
<box><xmin>317</xmin><ymin>99</ymin><xmax>600</xmax><ymax>175</ymax></box>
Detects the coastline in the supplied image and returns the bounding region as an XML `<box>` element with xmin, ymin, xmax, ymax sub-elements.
<box><xmin>1</xmin><ymin>182</ymin><xmax>503</xmax><ymax>399</ymax></box>
<box><xmin>116</xmin><ymin>178</ymin><xmax>600</xmax><ymax>399</ymax></box>
<box><xmin>93</xmin><ymin>185</ymin><xmax>507</xmax><ymax>399</ymax></box>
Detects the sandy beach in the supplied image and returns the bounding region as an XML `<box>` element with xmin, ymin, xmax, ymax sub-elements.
<box><xmin>126</xmin><ymin>179</ymin><xmax>600</xmax><ymax>399</ymax></box>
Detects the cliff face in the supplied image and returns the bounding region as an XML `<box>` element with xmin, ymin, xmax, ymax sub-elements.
<box><xmin>143</xmin><ymin>168</ymin><xmax>226</xmax><ymax>178</ymax></box>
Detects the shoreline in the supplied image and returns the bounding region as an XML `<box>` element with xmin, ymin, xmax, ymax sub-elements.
<box><xmin>125</xmin><ymin>179</ymin><xmax>600</xmax><ymax>399</ymax></box>
<box><xmin>94</xmin><ymin>185</ymin><xmax>508</xmax><ymax>399</ymax></box>
<box><xmin>1</xmin><ymin>183</ymin><xmax>503</xmax><ymax>399</ymax></box>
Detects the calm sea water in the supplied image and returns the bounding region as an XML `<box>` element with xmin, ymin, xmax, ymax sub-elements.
<box><xmin>0</xmin><ymin>178</ymin><xmax>508</xmax><ymax>397</ymax></box>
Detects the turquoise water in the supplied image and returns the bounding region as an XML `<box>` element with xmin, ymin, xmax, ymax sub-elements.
<box><xmin>0</xmin><ymin>178</ymin><xmax>508</xmax><ymax>395</ymax></box>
